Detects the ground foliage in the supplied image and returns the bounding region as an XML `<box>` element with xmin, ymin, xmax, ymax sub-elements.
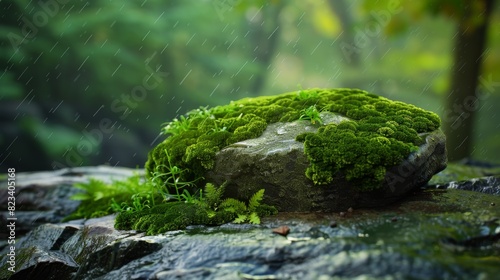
<box><xmin>66</xmin><ymin>173</ymin><xmax>276</xmax><ymax>234</ymax></box>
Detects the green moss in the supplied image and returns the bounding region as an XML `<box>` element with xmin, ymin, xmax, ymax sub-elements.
<box><xmin>116</xmin><ymin>202</ymin><xmax>211</xmax><ymax>235</ymax></box>
<box><xmin>148</xmin><ymin>88</ymin><xmax>441</xmax><ymax>192</ymax></box>
<box><xmin>114</xmin><ymin>183</ymin><xmax>277</xmax><ymax>235</ymax></box>
<box><xmin>115</xmin><ymin>201</ymin><xmax>266</xmax><ymax>235</ymax></box>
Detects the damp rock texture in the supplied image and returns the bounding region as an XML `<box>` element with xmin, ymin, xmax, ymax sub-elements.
<box><xmin>0</xmin><ymin>166</ymin><xmax>140</xmax><ymax>236</ymax></box>
<box><xmin>206</xmin><ymin>112</ymin><xmax>447</xmax><ymax>211</ymax></box>
<box><xmin>433</xmin><ymin>176</ymin><xmax>500</xmax><ymax>195</ymax></box>
<box><xmin>2</xmin><ymin>166</ymin><xmax>499</xmax><ymax>280</ymax></box>
<box><xmin>148</xmin><ymin>88</ymin><xmax>447</xmax><ymax>211</ymax></box>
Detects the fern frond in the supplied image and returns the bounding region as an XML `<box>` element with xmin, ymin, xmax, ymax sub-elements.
<box><xmin>72</xmin><ymin>179</ymin><xmax>110</xmax><ymax>201</ymax></box>
<box><xmin>204</xmin><ymin>183</ymin><xmax>217</xmax><ymax>204</ymax></box>
<box><xmin>204</xmin><ymin>182</ymin><xmax>226</xmax><ymax>208</ymax></box>
<box><xmin>248</xmin><ymin>189</ymin><xmax>264</xmax><ymax>212</ymax></box>
<box><xmin>248</xmin><ymin>212</ymin><xmax>260</xmax><ymax>224</ymax></box>
<box><xmin>234</xmin><ymin>214</ymin><xmax>247</xmax><ymax>224</ymax></box>
<box><xmin>70</xmin><ymin>192</ymin><xmax>92</xmax><ymax>201</ymax></box>
<box><xmin>220</xmin><ymin>198</ymin><xmax>247</xmax><ymax>213</ymax></box>
<box><xmin>206</xmin><ymin>209</ymin><xmax>216</xmax><ymax>218</ymax></box>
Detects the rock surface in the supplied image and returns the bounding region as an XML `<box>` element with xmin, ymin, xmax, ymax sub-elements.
<box><xmin>431</xmin><ymin>176</ymin><xmax>500</xmax><ymax>195</ymax></box>
<box><xmin>0</xmin><ymin>166</ymin><xmax>142</xmax><ymax>237</ymax></box>
<box><xmin>1</xmin><ymin>167</ymin><xmax>500</xmax><ymax>280</ymax></box>
<box><xmin>206</xmin><ymin>112</ymin><xmax>447</xmax><ymax>212</ymax></box>
<box><xmin>428</xmin><ymin>162</ymin><xmax>500</xmax><ymax>195</ymax></box>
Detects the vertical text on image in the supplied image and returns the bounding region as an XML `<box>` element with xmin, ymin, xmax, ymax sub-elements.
<box><xmin>6</xmin><ymin>168</ymin><xmax>17</xmax><ymax>273</ymax></box>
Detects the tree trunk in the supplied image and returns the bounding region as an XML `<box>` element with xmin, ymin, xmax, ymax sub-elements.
<box><xmin>327</xmin><ymin>0</ymin><xmax>361</xmax><ymax>67</ymax></box>
<box><xmin>443</xmin><ymin>0</ymin><xmax>494</xmax><ymax>161</ymax></box>
<box><xmin>248</xmin><ymin>3</ymin><xmax>284</xmax><ymax>95</ymax></box>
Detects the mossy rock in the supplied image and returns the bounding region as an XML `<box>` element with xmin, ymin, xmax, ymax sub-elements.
<box><xmin>147</xmin><ymin>88</ymin><xmax>447</xmax><ymax>211</ymax></box>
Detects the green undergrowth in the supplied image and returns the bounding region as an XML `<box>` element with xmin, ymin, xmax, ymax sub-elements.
<box><xmin>64</xmin><ymin>175</ymin><xmax>153</xmax><ymax>221</ymax></box>
<box><xmin>115</xmin><ymin>185</ymin><xmax>277</xmax><ymax>235</ymax></box>
<box><xmin>66</xmin><ymin>173</ymin><xmax>276</xmax><ymax>234</ymax></box>
<box><xmin>148</xmin><ymin>88</ymin><xmax>441</xmax><ymax>191</ymax></box>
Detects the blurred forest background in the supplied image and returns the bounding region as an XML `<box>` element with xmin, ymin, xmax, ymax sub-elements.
<box><xmin>1</xmin><ymin>0</ymin><xmax>499</xmax><ymax>172</ymax></box>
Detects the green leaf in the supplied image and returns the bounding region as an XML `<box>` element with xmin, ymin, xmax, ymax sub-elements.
<box><xmin>70</xmin><ymin>193</ymin><xmax>92</xmax><ymax>201</ymax></box>
<box><xmin>204</xmin><ymin>182</ymin><xmax>225</xmax><ymax>207</ymax></box>
<box><xmin>94</xmin><ymin>192</ymin><xmax>105</xmax><ymax>201</ymax></box>
<box><xmin>234</xmin><ymin>214</ymin><xmax>247</xmax><ymax>224</ymax></box>
<box><xmin>220</xmin><ymin>198</ymin><xmax>247</xmax><ymax>213</ymax></box>
<box><xmin>206</xmin><ymin>209</ymin><xmax>216</xmax><ymax>218</ymax></box>
<box><xmin>248</xmin><ymin>189</ymin><xmax>264</xmax><ymax>212</ymax></box>
<box><xmin>248</xmin><ymin>212</ymin><xmax>261</xmax><ymax>224</ymax></box>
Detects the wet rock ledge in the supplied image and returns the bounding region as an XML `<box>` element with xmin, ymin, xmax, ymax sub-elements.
<box><xmin>1</xmin><ymin>166</ymin><xmax>500</xmax><ymax>280</ymax></box>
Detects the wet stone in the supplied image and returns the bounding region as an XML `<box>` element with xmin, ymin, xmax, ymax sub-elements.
<box><xmin>431</xmin><ymin>175</ymin><xmax>500</xmax><ymax>195</ymax></box>
<box><xmin>2</xmin><ymin>167</ymin><xmax>500</xmax><ymax>280</ymax></box>
<box><xmin>206</xmin><ymin>113</ymin><xmax>447</xmax><ymax>212</ymax></box>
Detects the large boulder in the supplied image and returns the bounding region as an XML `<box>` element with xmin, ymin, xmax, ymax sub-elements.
<box><xmin>206</xmin><ymin>112</ymin><xmax>447</xmax><ymax>211</ymax></box>
<box><xmin>147</xmin><ymin>88</ymin><xmax>447</xmax><ymax>212</ymax></box>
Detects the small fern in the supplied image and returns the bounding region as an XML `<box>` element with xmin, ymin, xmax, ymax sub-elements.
<box><xmin>219</xmin><ymin>189</ymin><xmax>267</xmax><ymax>224</ymax></box>
<box><xmin>234</xmin><ymin>214</ymin><xmax>247</xmax><ymax>224</ymax></box>
<box><xmin>248</xmin><ymin>189</ymin><xmax>264</xmax><ymax>212</ymax></box>
<box><xmin>66</xmin><ymin>173</ymin><xmax>153</xmax><ymax>221</ymax></box>
<box><xmin>72</xmin><ymin>178</ymin><xmax>111</xmax><ymax>201</ymax></box>
<box><xmin>220</xmin><ymin>198</ymin><xmax>247</xmax><ymax>214</ymax></box>
<box><xmin>248</xmin><ymin>212</ymin><xmax>260</xmax><ymax>224</ymax></box>
<box><xmin>203</xmin><ymin>182</ymin><xmax>226</xmax><ymax>208</ymax></box>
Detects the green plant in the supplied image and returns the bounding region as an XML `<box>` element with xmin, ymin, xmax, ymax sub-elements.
<box><xmin>192</xmin><ymin>182</ymin><xmax>226</xmax><ymax>218</ymax></box>
<box><xmin>150</xmin><ymin>149</ymin><xmax>203</xmax><ymax>202</ymax></box>
<box><xmin>66</xmin><ymin>162</ymin><xmax>276</xmax><ymax>233</ymax></box>
<box><xmin>185</xmin><ymin>182</ymin><xmax>270</xmax><ymax>224</ymax></box>
<box><xmin>114</xmin><ymin>182</ymin><xmax>277</xmax><ymax>235</ymax></box>
<box><xmin>161</xmin><ymin>115</ymin><xmax>193</xmax><ymax>136</ymax></box>
<box><xmin>220</xmin><ymin>189</ymin><xmax>266</xmax><ymax>224</ymax></box>
<box><xmin>110</xmin><ymin>193</ymin><xmax>151</xmax><ymax>213</ymax></box>
<box><xmin>299</xmin><ymin>105</ymin><xmax>323</xmax><ymax>124</ymax></box>
<box><xmin>65</xmin><ymin>173</ymin><xmax>153</xmax><ymax>220</ymax></box>
<box><xmin>296</xmin><ymin>87</ymin><xmax>319</xmax><ymax>100</ymax></box>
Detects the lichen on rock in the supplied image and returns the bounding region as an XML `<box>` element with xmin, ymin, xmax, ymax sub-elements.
<box><xmin>147</xmin><ymin>88</ymin><xmax>442</xmax><ymax>195</ymax></box>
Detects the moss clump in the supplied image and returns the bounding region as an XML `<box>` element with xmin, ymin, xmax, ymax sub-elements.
<box><xmin>113</xmin><ymin>182</ymin><xmax>277</xmax><ymax>235</ymax></box>
<box><xmin>298</xmin><ymin>120</ymin><xmax>419</xmax><ymax>190</ymax></box>
<box><xmin>115</xmin><ymin>202</ymin><xmax>228</xmax><ymax>235</ymax></box>
<box><xmin>115</xmin><ymin>198</ymin><xmax>277</xmax><ymax>235</ymax></box>
<box><xmin>147</xmin><ymin>88</ymin><xmax>441</xmax><ymax>192</ymax></box>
